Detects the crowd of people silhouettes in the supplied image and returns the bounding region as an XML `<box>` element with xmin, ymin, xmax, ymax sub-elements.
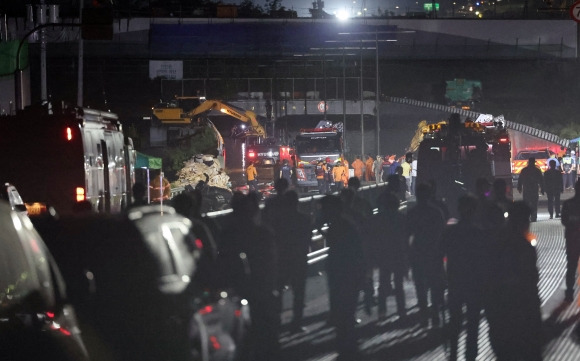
<box><xmin>154</xmin><ymin>168</ymin><xmax>580</xmax><ymax>361</ymax></box>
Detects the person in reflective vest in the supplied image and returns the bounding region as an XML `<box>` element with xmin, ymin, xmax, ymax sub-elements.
<box><xmin>149</xmin><ymin>172</ymin><xmax>171</xmax><ymax>202</ymax></box>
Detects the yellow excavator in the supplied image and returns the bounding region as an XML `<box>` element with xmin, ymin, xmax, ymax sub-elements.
<box><xmin>152</xmin><ymin>96</ymin><xmax>266</xmax><ymax>138</ymax></box>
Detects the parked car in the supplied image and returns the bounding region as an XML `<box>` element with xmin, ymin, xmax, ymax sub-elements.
<box><xmin>35</xmin><ymin>204</ymin><xmax>248</xmax><ymax>361</ymax></box>
<box><xmin>512</xmin><ymin>148</ymin><xmax>551</xmax><ymax>181</ymax></box>
<box><xmin>0</xmin><ymin>199</ymin><xmax>90</xmax><ymax>361</ymax></box>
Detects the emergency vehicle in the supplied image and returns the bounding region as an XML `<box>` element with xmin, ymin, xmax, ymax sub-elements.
<box><xmin>245</xmin><ymin>142</ymin><xmax>293</xmax><ymax>183</ymax></box>
<box><xmin>294</xmin><ymin>120</ymin><xmax>343</xmax><ymax>192</ymax></box>
<box><xmin>512</xmin><ymin>149</ymin><xmax>551</xmax><ymax>180</ymax></box>
<box><xmin>416</xmin><ymin>113</ymin><xmax>512</xmax><ymax>218</ymax></box>
<box><xmin>0</xmin><ymin>104</ymin><xmax>135</xmax><ymax>216</ymax></box>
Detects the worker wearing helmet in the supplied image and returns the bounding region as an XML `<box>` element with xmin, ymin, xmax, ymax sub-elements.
<box><xmin>315</xmin><ymin>159</ymin><xmax>328</xmax><ymax>194</ymax></box>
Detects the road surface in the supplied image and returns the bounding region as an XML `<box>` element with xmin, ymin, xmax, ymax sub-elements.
<box><xmin>277</xmin><ymin>190</ymin><xmax>580</xmax><ymax>360</ymax></box>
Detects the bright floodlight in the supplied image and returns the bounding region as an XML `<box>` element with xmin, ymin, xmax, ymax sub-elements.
<box><xmin>336</xmin><ymin>10</ymin><xmax>349</xmax><ymax>20</ymax></box>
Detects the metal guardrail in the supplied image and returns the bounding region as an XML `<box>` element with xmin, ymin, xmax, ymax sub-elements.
<box><xmin>386</xmin><ymin>96</ymin><xmax>570</xmax><ymax>148</ymax></box>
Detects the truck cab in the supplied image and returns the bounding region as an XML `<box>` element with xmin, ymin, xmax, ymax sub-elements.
<box><xmin>512</xmin><ymin>149</ymin><xmax>551</xmax><ymax>181</ymax></box>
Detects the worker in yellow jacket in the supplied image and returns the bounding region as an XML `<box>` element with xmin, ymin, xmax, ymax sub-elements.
<box><xmin>247</xmin><ymin>161</ymin><xmax>258</xmax><ymax>192</ymax></box>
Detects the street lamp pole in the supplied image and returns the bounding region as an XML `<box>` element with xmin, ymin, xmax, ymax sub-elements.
<box><xmin>78</xmin><ymin>0</ymin><xmax>84</xmax><ymax>107</ymax></box>
<box><xmin>360</xmin><ymin>39</ymin><xmax>364</xmax><ymax>158</ymax></box>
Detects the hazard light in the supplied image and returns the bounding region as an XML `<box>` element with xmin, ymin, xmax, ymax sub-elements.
<box><xmin>65</xmin><ymin>127</ymin><xmax>73</xmax><ymax>141</ymax></box>
<box><xmin>75</xmin><ymin>187</ymin><xmax>86</xmax><ymax>202</ymax></box>
<box><xmin>25</xmin><ymin>202</ymin><xmax>47</xmax><ymax>216</ymax></box>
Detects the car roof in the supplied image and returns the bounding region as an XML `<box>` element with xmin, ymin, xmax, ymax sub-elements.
<box><xmin>516</xmin><ymin>150</ymin><xmax>550</xmax><ymax>159</ymax></box>
<box><xmin>0</xmin><ymin>200</ymin><xmax>64</xmax><ymax>312</ymax></box>
<box><xmin>0</xmin><ymin>183</ymin><xmax>27</xmax><ymax>215</ymax></box>
<box><xmin>42</xmin><ymin>206</ymin><xmax>199</xmax><ymax>297</ymax></box>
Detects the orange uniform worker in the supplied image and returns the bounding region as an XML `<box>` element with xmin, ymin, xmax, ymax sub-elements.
<box><xmin>342</xmin><ymin>156</ymin><xmax>350</xmax><ymax>181</ymax></box>
<box><xmin>365</xmin><ymin>154</ymin><xmax>375</xmax><ymax>181</ymax></box>
<box><xmin>332</xmin><ymin>161</ymin><xmax>348</xmax><ymax>190</ymax></box>
<box><xmin>150</xmin><ymin>172</ymin><xmax>171</xmax><ymax>202</ymax></box>
<box><xmin>352</xmin><ymin>156</ymin><xmax>365</xmax><ymax>180</ymax></box>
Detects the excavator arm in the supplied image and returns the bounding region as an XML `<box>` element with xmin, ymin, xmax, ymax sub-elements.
<box><xmin>192</xmin><ymin>100</ymin><xmax>266</xmax><ymax>138</ymax></box>
<box><xmin>152</xmin><ymin>97</ymin><xmax>265</xmax><ymax>138</ymax></box>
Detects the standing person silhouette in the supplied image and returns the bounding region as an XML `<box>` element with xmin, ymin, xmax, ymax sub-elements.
<box><xmin>275</xmin><ymin>191</ymin><xmax>312</xmax><ymax>333</ymax></box>
<box><xmin>365</xmin><ymin>191</ymin><xmax>408</xmax><ymax>321</ymax></box>
<box><xmin>484</xmin><ymin>202</ymin><xmax>543</xmax><ymax>361</ymax></box>
<box><xmin>517</xmin><ymin>157</ymin><xmax>544</xmax><ymax>222</ymax></box>
<box><xmin>443</xmin><ymin>194</ymin><xmax>487</xmax><ymax>361</ymax></box>
<box><xmin>544</xmin><ymin>159</ymin><xmax>563</xmax><ymax>219</ymax></box>
<box><xmin>280</xmin><ymin>159</ymin><xmax>293</xmax><ymax>186</ymax></box>
<box><xmin>406</xmin><ymin>183</ymin><xmax>446</xmax><ymax>327</ymax></box>
<box><xmin>219</xmin><ymin>192</ymin><xmax>280</xmax><ymax>359</ymax></box>
<box><xmin>320</xmin><ymin>195</ymin><xmax>365</xmax><ymax>361</ymax></box>
<box><xmin>128</xmin><ymin>182</ymin><xmax>148</xmax><ymax>208</ymax></box>
<box><xmin>561</xmin><ymin>179</ymin><xmax>580</xmax><ymax>302</ymax></box>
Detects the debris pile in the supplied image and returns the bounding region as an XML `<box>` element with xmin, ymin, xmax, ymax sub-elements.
<box><xmin>174</xmin><ymin>154</ymin><xmax>231</xmax><ymax>190</ymax></box>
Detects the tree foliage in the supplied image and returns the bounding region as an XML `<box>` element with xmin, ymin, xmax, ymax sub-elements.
<box><xmin>238</xmin><ymin>0</ymin><xmax>265</xmax><ymax>17</ymax></box>
<box><xmin>162</xmin><ymin>125</ymin><xmax>218</xmax><ymax>179</ymax></box>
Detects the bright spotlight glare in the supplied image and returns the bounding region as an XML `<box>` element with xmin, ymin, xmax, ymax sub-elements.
<box><xmin>336</xmin><ymin>10</ymin><xmax>349</xmax><ymax>20</ymax></box>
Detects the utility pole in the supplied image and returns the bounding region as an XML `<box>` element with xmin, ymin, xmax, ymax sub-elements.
<box><xmin>39</xmin><ymin>0</ymin><xmax>47</xmax><ymax>101</ymax></box>
<box><xmin>375</xmin><ymin>31</ymin><xmax>380</xmax><ymax>156</ymax></box>
<box><xmin>342</xmin><ymin>48</ymin><xmax>347</xmax><ymax>153</ymax></box>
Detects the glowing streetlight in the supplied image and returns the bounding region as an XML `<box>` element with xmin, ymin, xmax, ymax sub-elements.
<box><xmin>336</xmin><ymin>10</ymin><xmax>350</xmax><ymax>20</ymax></box>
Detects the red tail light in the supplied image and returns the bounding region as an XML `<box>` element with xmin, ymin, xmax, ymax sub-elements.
<box><xmin>65</xmin><ymin>127</ymin><xmax>73</xmax><ymax>141</ymax></box>
<box><xmin>199</xmin><ymin>305</ymin><xmax>213</xmax><ymax>315</ymax></box>
<box><xmin>210</xmin><ymin>335</ymin><xmax>221</xmax><ymax>350</ymax></box>
<box><xmin>248</xmin><ymin>151</ymin><xmax>255</xmax><ymax>158</ymax></box>
<box><xmin>75</xmin><ymin>187</ymin><xmax>86</xmax><ymax>202</ymax></box>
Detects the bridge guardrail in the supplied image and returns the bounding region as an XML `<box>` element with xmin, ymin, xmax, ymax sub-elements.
<box><xmin>387</xmin><ymin>96</ymin><xmax>570</xmax><ymax>148</ymax></box>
